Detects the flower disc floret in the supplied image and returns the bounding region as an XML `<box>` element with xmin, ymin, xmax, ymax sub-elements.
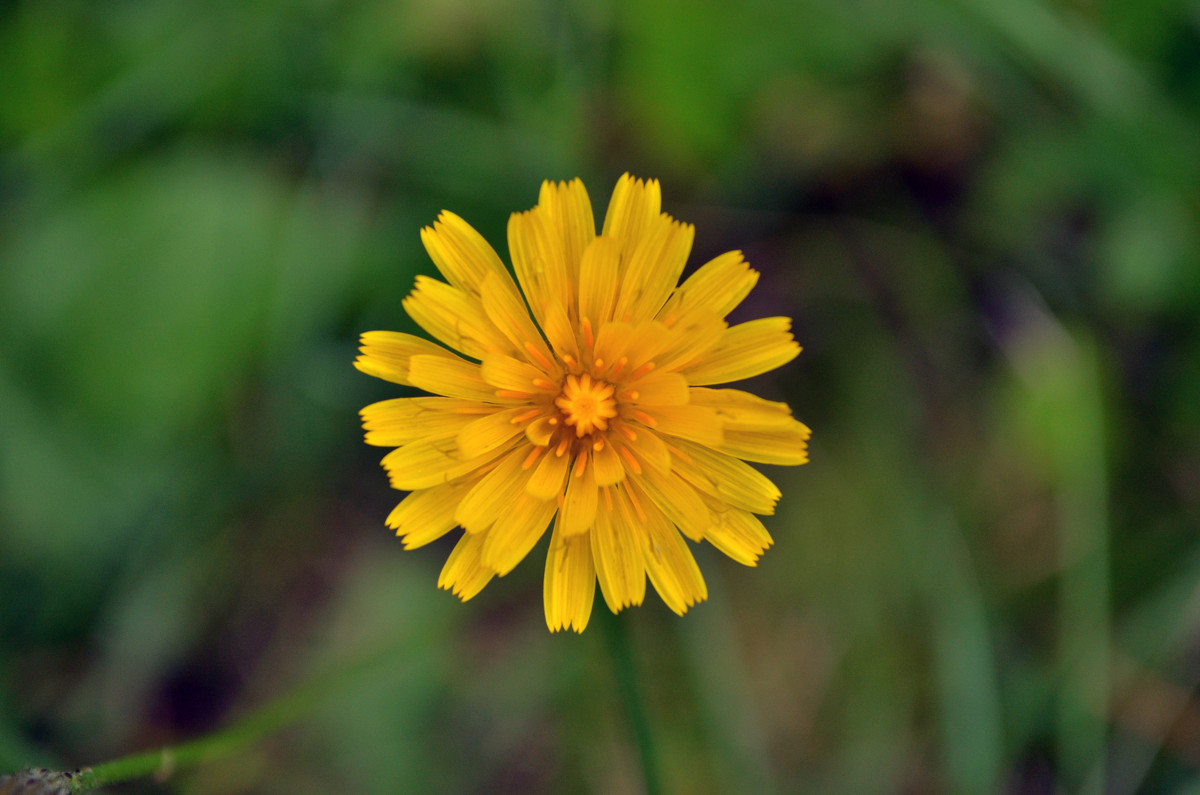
<box><xmin>555</xmin><ymin>374</ymin><xmax>618</xmax><ymax>437</ymax></box>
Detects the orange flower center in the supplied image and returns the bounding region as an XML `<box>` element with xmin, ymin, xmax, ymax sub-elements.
<box><xmin>554</xmin><ymin>373</ymin><xmax>618</xmax><ymax>437</ymax></box>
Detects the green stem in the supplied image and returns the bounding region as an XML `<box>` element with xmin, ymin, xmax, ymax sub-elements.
<box><xmin>68</xmin><ymin>640</ymin><xmax>406</xmax><ymax>792</ymax></box>
<box><xmin>600</xmin><ymin>610</ymin><xmax>662</xmax><ymax>795</ymax></box>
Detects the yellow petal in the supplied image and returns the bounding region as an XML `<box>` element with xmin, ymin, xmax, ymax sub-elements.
<box><xmin>593</xmin><ymin>321</ymin><xmax>634</xmax><ymax>369</ymax></box>
<box><xmin>480</xmin><ymin>353</ymin><xmax>550</xmax><ymax>393</ymax></box>
<box><xmin>540</xmin><ymin>295</ymin><xmax>580</xmax><ymax>363</ymax></box>
<box><xmin>362</xmin><ymin>397</ymin><xmax>491</xmax><ymax>447</ymax></box>
<box><xmin>682</xmin><ymin>317</ymin><xmax>801</xmax><ymax>386</ymax></box>
<box><xmin>457</xmin><ymin>407</ymin><xmax>530</xmax><ymax>459</ymax></box>
<box><xmin>382</xmin><ymin>435</ymin><xmax>511</xmax><ymax>491</ymax></box>
<box><xmin>544</xmin><ymin>517</ymin><xmax>597</xmax><ymax>633</ymax></box>
<box><xmin>508</xmin><ymin>207</ymin><xmax>571</xmax><ymax>329</ymax></box>
<box><xmin>577</xmin><ymin>236</ymin><xmax>621</xmax><ymax>327</ymax></box>
<box><xmin>649</xmin><ymin>405</ymin><xmax>724</xmax><ymax>447</ymax></box>
<box><xmin>642</xmin><ymin>506</ymin><xmax>707</xmax><ymax>616</ymax></box>
<box><xmin>620</xmin><ymin>319</ymin><xmax>674</xmax><ymax>371</ymax></box>
<box><xmin>479</xmin><ymin>271</ymin><xmax>555</xmax><ymax>370</ymax></box>
<box><xmin>660</xmin><ymin>250</ymin><xmax>758</xmax><ymax>322</ymax></box>
<box><xmin>716</xmin><ymin>421</ymin><xmax>811</xmax><ymax>465</ymax></box>
<box><xmin>525</xmin><ymin>416</ymin><xmax>559</xmax><ymax>447</ymax></box>
<box><xmin>538</xmin><ymin>178</ymin><xmax>596</xmax><ymax>285</ymax></box>
<box><xmin>623</xmin><ymin>426</ymin><xmax>671</xmax><ymax>473</ymax></box>
<box><xmin>705</xmin><ymin>507</ymin><xmax>773</xmax><ymax>566</ymax></box>
<box><xmin>591</xmin><ymin>487</ymin><xmax>646</xmax><ymax>611</ymax></box>
<box><xmin>408</xmin><ymin>355</ymin><xmax>513</xmax><ymax>403</ymax></box>
<box><xmin>506</xmin><ymin>211</ymin><xmax>547</xmax><ymax>329</ymax></box>
<box><xmin>627</xmin><ymin>371</ymin><xmax>689</xmax><ymax>406</ymax></box>
<box><xmin>482</xmin><ymin>493</ymin><xmax>557</xmax><ymax>575</ymax></box>
<box><xmin>601</xmin><ymin>173</ymin><xmax>661</xmax><ymax>250</ymax></box>
<box><xmin>652</xmin><ymin>310</ymin><xmax>726</xmax><ymax>373</ymax></box>
<box><xmin>385</xmin><ymin>478</ymin><xmax>474</xmax><ymax>549</ymax></box>
<box><xmin>354</xmin><ymin>331</ymin><xmax>457</xmax><ymax>385</ymax></box>
<box><xmin>614</xmin><ymin>216</ymin><xmax>694</xmax><ymax>323</ymax></box>
<box><xmin>402</xmin><ymin>276</ymin><xmax>508</xmax><ymax>359</ymax></box>
<box><xmin>527</xmin><ymin>444</ymin><xmax>571</xmax><ymax>499</ymax></box>
<box><xmin>420</xmin><ymin>211</ymin><xmax>510</xmax><ymax>296</ymax></box>
<box><xmin>438</xmin><ymin>531</ymin><xmax>494</xmax><ymax>600</ymax></box>
<box><xmin>688</xmin><ymin>387</ymin><xmax>796</xmax><ymax>431</ymax></box>
<box><xmin>592</xmin><ymin>439</ymin><xmax>626</xmax><ymax>486</ymax></box>
<box><xmin>560</xmin><ymin>461</ymin><xmax>598</xmax><ymax>535</ymax></box>
<box><xmin>669</xmin><ymin>437</ymin><xmax>782</xmax><ymax>515</ymax></box>
<box><xmin>635</xmin><ymin>465</ymin><xmax>711</xmax><ymax>542</ymax></box>
<box><xmin>455</xmin><ymin>446</ymin><xmax>532</xmax><ymax>533</ymax></box>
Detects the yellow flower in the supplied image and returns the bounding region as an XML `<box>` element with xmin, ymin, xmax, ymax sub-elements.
<box><xmin>356</xmin><ymin>175</ymin><xmax>809</xmax><ymax>632</ymax></box>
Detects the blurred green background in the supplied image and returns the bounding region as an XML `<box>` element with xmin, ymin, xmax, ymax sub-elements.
<box><xmin>3</xmin><ymin>0</ymin><xmax>1200</xmax><ymax>792</ymax></box>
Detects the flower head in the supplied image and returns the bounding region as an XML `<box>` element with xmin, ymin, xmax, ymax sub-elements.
<box><xmin>356</xmin><ymin>175</ymin><xmax>809</xmax><ymax>632</ymax></box>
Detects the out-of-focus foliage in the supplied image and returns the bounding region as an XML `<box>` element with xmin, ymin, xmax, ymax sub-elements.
<box><xmin>2</xmin><ymin>0</ymin><xmax>1199</xmax><ymax>792</ymax></box>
